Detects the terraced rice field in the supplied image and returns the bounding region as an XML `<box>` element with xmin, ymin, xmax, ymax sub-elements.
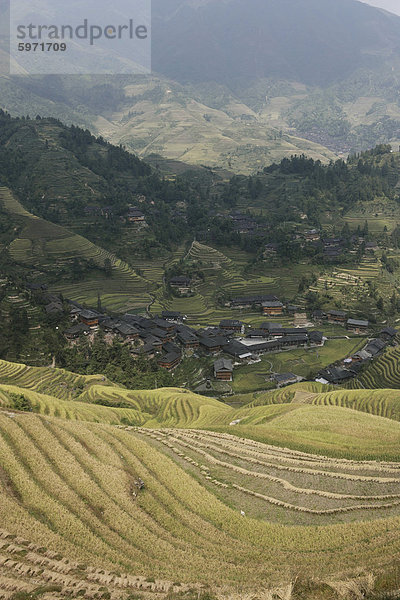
<box><xmin>1</xmin><ymin>358</ymin><xmax>400</xmax><ymax>460</ymax></box>
<box><xmin>347</xmin><ymin>346</ymin><xmax>400</xmax><ymax>390</ymax></box>
<box><xmin>152</xmin><ymin>241</ymin><xmax>301</xmax><ymax>324</ymax></box>
<box><xmin>0</xmin><ymin>187</ymin><xmax>153</xmax><ymax>312</ymax></box>
<box><xmin>308</xmin><ymin>257</ymin><xmax>388</xmax><ymax>316</ymax></box>
<box><xmin>0</xmin><ymin>360</ymin><xmax>114</xmax><ymax>401</ymax></box>
<box><xmin>2</xmin><ymin>411</ymin><xmax>400</xmax><ymax>597</ymax></box>
<box><xmin>0</xmin><ymin>527</ymin><xmax>193</xmax><ymax>600</ymax></box>
<box><xmin>139</xmin><ymin>428</ymin><xmax>400</xmax><ymax>525</ymax></box>
<box><xmin>310</xmin><ymin>388</ymin><xmax>400</xmax><ymax>422</ymax></box>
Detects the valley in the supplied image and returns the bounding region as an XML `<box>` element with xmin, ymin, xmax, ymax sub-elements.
<box><xmin>2</xmin><ymin>1</ymin><xmax>400</xmax><ymax>595</ymax></box>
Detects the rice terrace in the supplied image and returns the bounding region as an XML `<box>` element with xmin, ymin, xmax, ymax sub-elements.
<box><xmin>0</xmin><ymin>358</ymin><xmax>400</xmax><ymax>599</ymax></box>
<box><xmin>4</xmin><ymin>2</ymin><xmax>400</xmax><ymax>596</ymax></box>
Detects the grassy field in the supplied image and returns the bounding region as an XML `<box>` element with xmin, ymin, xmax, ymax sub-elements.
<box><xmin>230</xmin><ymin>338</ymin><xmax>366</xmax><ymax>393</ymax></box>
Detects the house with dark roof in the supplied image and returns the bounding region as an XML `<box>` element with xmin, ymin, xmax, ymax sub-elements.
<box><xmin>308</xmin><ymin>331</ymin><xmax>324</xmax><ymax>346</ymax></box>
<box><xmin>286</xmin><ymin>305</ymin><xmax>300</xmax><ymax>314</ymax></box>
<box><xmin>127</xmin><ymin>207</ymin><xmax>146</xmax><ymax>223</ymax></box>
<box><xmin>312</xmin><ymin>309</ymin><xmax>325</xmax><ymax>321</ymax></box>
<box><xmin>246</xmin><ymin>340</ymin><xmax>281</xmax><ymax>355</ymax></box>
<box><xmin>162</xmin><ymin>342</ymin><xmax>181</xmax><ymax>355</ymax></box>
<box><xmin>318</xmin><ymin>367</ymin><xmax>354</xmax><ymax>384</ymax></box>
<box><xmin>177</xmin><ymin>329</ymin><xmax>199</xmax><ymax>350</ymax></box>
<box><xmin>169</xmin><ymin>277</ymin><xmax>192</xmax><ymax>294</ymax></box>
<box><xmin>346</xmin><ymin>319</ymin><xmax>369</xmax><ymax>334</ymax></box>
<box><xmin>122</xmin><ymin>314</ymin><xmax>144</xmax><ymax>327</ymax></box>
<box><xmin>162</xmin><ymin>311</ymin><xmax>183</xmax><ymax>323</ymax></box>
<box><xmin>45</xmin><ymin>301</ymin><xmax>63</xmax><ymax>315</ymax></box>
<box><xmin>327</xmin><ymin>310</ymin><xmax>346</xmax><ymax>324</ymax></box>
<box><xmin>365</xmin><ymin>241</ymin><xmax>378</xmax><ymax>253</ymax></box>
<box><xmin>214</xmin><ymin>359</ymin><xmax>233</xmax><ymax>381</ymax></box>
<box><xmin>246</xmin><ymin>329</ymin><xmax>270</xmax><ymax>339</ymax></box>
<box><xmin>79</xmin><ymin>310</ymin><xmax>100</xmax><ymax>327</ymax></box>
<box><xmin>114</xmin><ymin>323</ymin><xmax>140</xmax><ymax>341</ymax></box>
<box><xmin>230</xmin><ymin>295</ymin><xmax>278</xmax><ymax>308</ymax></box>
<box><xmin>222</xmin><ymin>341</ymin><xmax>253</xmax><ymax>360</ymax></box>
<box><xmin>262</xmin><ymin>301</ymin><xmax>284</xmax><ymax>316</ymax></box>
<box><xmin>198</xmin><ymin>336</ymin><xmax>223</xmax><ymax>353</ymax></box>
<box><xmin>153</xmin><ymin>318</ymin><xmax>176</xmax><ymax>333</ymax></box>
<box><xmin>141</xmin><ymin>334</ymin><xmax>163</xmax><ymax>351</ymax></box>
<box><xmin>149</xmin><ymin>327</ymin><xmax>174</xmax><ymax>342</ymax></box>
<box><xmin>279</xmin><ymin>334</ymin><xmax>308</xmax><ymax>348</ymax></box>
<box><xmin>352</xmin><ymin>349</ymin><xmax>371</xmax><ymax>362</ymax></box>
<box><xmin>380</xmin><ymin>327</ymin><xmax>398</xmax><ymax>342</ymax></box>
<box><xmin>158</xmin><ymin>352</ymin><xmax>182</xmax><ymax>370</ymax></box>
<box><xmin>219</xmin><ymin>319</ymin><xmax>244</xmax><ymax>333</ymax></box>
<box><xmin>364</xmin><ymin>339</ymin><xmax>386</xmax><ymax>357</ymax></box>
<box><xmin>273</xmin><ymin>373</ymin><xmax>301</xmax><ymax>387</ymax></box>
<box><xmin>133</xmin><ymin>343</ymin><xmax>156</xmax><ymax>358</ymax></box>
<box><xmin>64</xmin><ymin>323</ymin><xmax>90</xmax><ymax>340</ymax></box>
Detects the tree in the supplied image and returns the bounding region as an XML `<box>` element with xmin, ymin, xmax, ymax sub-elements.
<box><xmin>104</xmin><ymin>258</ymin><xmax>112</xmax><ymax>278</ymax></box>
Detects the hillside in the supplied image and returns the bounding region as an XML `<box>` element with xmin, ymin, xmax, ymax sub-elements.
<box><xmin>3</xmin><ymin>116</ymin><xmax>400</xmax><ymax>328</ymax></box>
<box><xmin>2</xmin><ymin>357</ymin><xmax>400</xmax><ymax>460</ymax></box>
<box><xmin>152</xmin><ymin>0</ymin><xmax>400</xmax><ymax>86</ymax></box>
<box><xmin>2</xmin><ymin>358</ymin><xmax>400</xmax><ymax>596</ymax></box>
<box><xmin>2</xmin><ymin>1</ymin><xmax>400</xmax><ymax>170</ymax></box>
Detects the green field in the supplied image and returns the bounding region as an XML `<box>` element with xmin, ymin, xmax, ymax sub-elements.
<box><xmin>230</xmin><ymin>338</ymin><xmax>366</xmax><ymax>393</ymax></box>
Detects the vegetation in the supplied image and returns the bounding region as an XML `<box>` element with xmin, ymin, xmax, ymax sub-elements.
<box><xmin>0</xmin><ymin>354</ymin><xmax>399</xmax><ymax>596</ymax></box>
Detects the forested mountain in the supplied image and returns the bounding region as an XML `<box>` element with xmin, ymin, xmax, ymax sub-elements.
<box><xmin>1</xmin><ymin>111</ymin><xmax>399</xmax><ymax>282</ymax></box>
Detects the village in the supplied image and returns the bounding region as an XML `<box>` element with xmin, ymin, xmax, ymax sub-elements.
<box><xmin>47</xmin><ymin>288</ymin><xmax>398</xmax><ymax>392</ymax></box>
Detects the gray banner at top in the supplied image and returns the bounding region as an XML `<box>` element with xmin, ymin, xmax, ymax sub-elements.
<box><xmin>8</xmin><ymin>0</ymin><xmax>151</xmax><ymax>74</ymax></box>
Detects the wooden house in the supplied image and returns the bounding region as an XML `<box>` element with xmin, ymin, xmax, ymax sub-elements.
<box><xmin>214</xmin><ymin>358</ymin><xmax>233</xmax><ymax>381</ymax></box>
<box><xmin>79</xmin><ymin>310</ymin><xmax>100</xmax><ymax>328</ymax></box>
<box><xmin>346</xmin><ymin>319</ymin><xmax>369</xmax><ymax>334</ymax></box>
<box><xmin>158</xmin><ymin>351</ymin><xmax>182</xmax><ymax>370</ymax></box>
<box><xmin>327</xmin><ymin>310</ymin><xmax>346</xmax><ymax>324</ymax></box>
<box><xmin>219</xmin><ymin>319</ymin><xmax>244</xmax><ymax>334</ymax></box>
<box><xmin>262</xmin><ymin>301</ymin><xmax>284</xmax><ymax>316</ymax></box>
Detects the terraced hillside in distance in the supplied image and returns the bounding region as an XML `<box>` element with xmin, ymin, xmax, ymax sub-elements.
<box><xmin>1</xmin><ymin>357</ymin><xmax>400</xmax><ymax>597</ymax></box>
<box><xmin>151</xmin><ymin>241</ymin><xmax>313</xmax><ymax>325</ymax></box>
<box><xmin>0</xmin><ymin>187</ymin><xmax>154</xmax><ymax>312</ymax></box>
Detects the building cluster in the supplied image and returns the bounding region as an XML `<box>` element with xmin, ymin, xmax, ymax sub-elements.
<box><xmin>303</xmin><ymin>232</ymin><xmax>378</xmax><ymax>262</ymax></box>
<box><xmin>63</xmin><ymin>304</ymin><xmax>326</xmax><ymax>375</ymax></box>
<box><xmin>317</xmin><ymin>327</ymin><xmax>398</xmax><ymax>385</ymax></box>
<box><xmin>82</xmin><ymin>205</ymin><xmax>147</xmax><ymax>225</ymax></box>
<box><xmin>313</xmin><ymin>309</ymin><xmax>370</xmax><ymax>333</ymax></box>
<box><xmin>229</xmin><ymin>212</ymin><xmax>259</xmax><ymax>235</ymax></box>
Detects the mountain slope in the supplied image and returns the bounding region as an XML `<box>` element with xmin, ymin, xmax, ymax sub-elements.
<box><xmin>0</xmin><ymin>187</ymin><xmax>153</xmax><ymax>311</ymax></box>
<box><xmin>2</xmin><ymin>1</ymin><xmax>400</xmax><ymax>171</ymax></box>
<box><xmin>152</xmin><ymin>0</ymin><xmax>400</xmax><ymax>86</ymax></box>
<box><xmin>2</xmin><ymin>410</ymin><xmax>400</xmax><ymax>597</ymax></box>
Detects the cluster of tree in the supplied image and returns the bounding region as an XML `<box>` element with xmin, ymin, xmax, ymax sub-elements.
<box><xmin>57</xmin><ymin>335</ymin><xmax>173</xmax><ymax>390</ymax></box>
